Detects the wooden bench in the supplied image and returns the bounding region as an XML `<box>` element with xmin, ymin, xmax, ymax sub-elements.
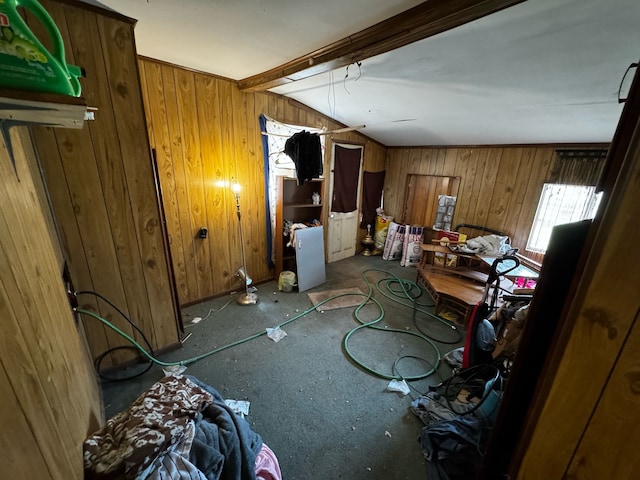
<box><xmin>418</xmin><ymin>269</ymin><xmax>485</xmax><ymax>326</ymax></box>
<box><xmin>416</xmin><ymin>243</ymin><xmax>515</xmax><ymax>326</ymax></box>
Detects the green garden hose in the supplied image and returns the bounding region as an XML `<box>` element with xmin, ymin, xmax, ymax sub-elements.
<box><xmin>76</xmin><ymin>268</ymin><xmax>461</xmax><ymax>383</ymax></box>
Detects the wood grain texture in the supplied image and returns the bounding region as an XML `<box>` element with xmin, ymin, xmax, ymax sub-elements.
<box><xmin>239</xmin><ymin>0</ymin><xmax>525</xmax><ymax>91</ymax></box>
<box><xmin>384</xmin><ymin>146</ymin><xmax>590</xmax><ymax>257</ymax></box>
<box><xmin>98</xmin><ymin>12</ymin><xmax>180</xmax><ymax>349</ymax></box>
<box><xmin>565</xmin><ymin>308</ymin><xmax>640</xmax><ymax>479</ymax></box>
<box><xmin>403</xmin><ymin>174</ymin><xmax>460</xmax><ymax>227</ymax></box>
<box><xmin>1</xmin><ymin>126</ymin><xmax>102</xmax><ymax>479</ymax></box>
<box><xmin>28</xmin><ymin>0</ymin><xmax>180</xmax><ymax>368</ymax></box>
<box><xmin>142</xmin><ymin>61</ymin><xmax>190</xmax><ymax>301</ymax></box>
<box><xmin>140</xmin><ymin>59</ymin><xmax>387</xmax><ymax>305</ymax></box>
<box><xmin>515</xmin><ymin>94</ymin><xmax>640</xmax><ymax>479</ymax></box>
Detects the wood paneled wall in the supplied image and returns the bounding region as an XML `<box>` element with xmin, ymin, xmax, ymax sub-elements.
<box><xmin>139</xmin><ymin>58</ymin><xmax>386</xmax><ymax>305</ymax></box>
<box><xmin>1</xmin><ymin>127</ymin><xmax>102</xmax><ymax>479</ymax></box>
<box><xmin>384</xmin><ymin>146</ymin><xmax>602</xmax><ymax>258</ymax></box>
<box><xmin>29</xmin><ymin>0</ymin><xmax>181</xmax><ymax>368</ymax></box>
<box><xmin>514</xmin><ymin>69</ymin><xmax>640</xmax><ymax>478</ymax></box>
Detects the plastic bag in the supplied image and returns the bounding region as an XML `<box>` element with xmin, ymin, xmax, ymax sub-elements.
<box><xmin>373</xmin><ymin>212</ymin><xmax>394</xmax><ymax>250</ymax></box>
<box><xmin>278</xmin><ymin>271</ymin><xmax>297</xmax><ymax>292</ymax></box>
<box><xmin>387</xmin><ymin>379</ymin><xmax>411</xmax><ymax>396</ymax></box>
<box><xmin>266</xmin><ymin>326</ymin><xmax>287</xmax><ymax>342</ymax></box>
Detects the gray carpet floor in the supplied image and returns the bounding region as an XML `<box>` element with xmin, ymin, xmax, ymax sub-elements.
<box><xmin>101</xmin><ymin>255</ymin><xmax>465</xmax><ymax>479</ymax></box>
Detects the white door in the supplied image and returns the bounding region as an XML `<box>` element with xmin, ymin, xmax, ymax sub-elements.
<box><xmin>327</xmin><ymin>143</ymin><xmax>364</xmax><ymax>263</ymax></box>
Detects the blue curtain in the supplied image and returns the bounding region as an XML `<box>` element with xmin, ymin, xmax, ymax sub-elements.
<box><xmin>259</xmin><ymin>114</ymin><xmax>274</xmax><ymax>269</ymax></box>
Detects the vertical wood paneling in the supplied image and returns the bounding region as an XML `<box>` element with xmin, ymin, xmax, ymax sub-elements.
<box><xmin>241</xmin><ymin>90</ymin><xmax>263</xmax><ymax>277</ymax></box>
<box><xmin>383</xmin><ymin>148</ymin><xmax>407</xmax><ymax>219</ymax></box>
<box><xmin>162</xmin><ymin>65</ymin><xmax>199</xmax><ymax>300</ymax></box>
<box><xmin>452</xmin><ymin>148</ymin><xmax>480</xmax><ymax>225</ymax></box>
<box><xmin>140</xmin><ymin>60</ymin><xmax>388</xmax><ymax>304</ymax></box>
<box><xmin>0</xmin><ymin>362</ymin><xmax>51</xmax><ymax>477</ymax></box>
<box><xmin>143</xmin><ymin>62</ymin><xmax>190</xmax><ymax>301</ymax></box>
<box><xmin>231</xmin><ymin>85</ymin><xmax>258</xmax><ymax>279</ymax></box>
<box><xmin>503</xmin><ymin>148</ymin><xmax>536</xmax><ymax>243</ymax></box>
<box><xmin>442</xmin><ymin>148</ymin><xmax>459</xmax><ymax>176</ymax></box>
<box><xmin>217</xmin><ymin>79</ymin><xmax>241</xmax><ymax>286</ymax></box>
<box><xmin>565</xmin><ymin>309</ymin><xmax>640</xmax><ymax>479</ymax></box>
<box><xmin>384</xmin><ymin>145</ymin><xmax>597</xmax><ymax>253</ymax></box>
<box><xmin>30</xmin><ymin>126</ymin><xmax>112</xmax><ymax>361</ymax></box>
<box><xmin>516</xmin><ymin>116</ymin><xmax>640</xmax><ymax>479</ymax></box>
<box><xmin>29</xmin><ymin>1</ymin><xmax>180</xmax><ymax>368</ymax></box>
<box><xmin>138</xmin><ymin>60</ymin><xmax>154</xmax><ymax>147</ymax></box>
<box><xmin>487</xmin><ymin>147</ymin><xmax>523</xmax><ymax>234</ymax></box>
<box><xmin>473</xmin><ymin>147</ymin><xmax>502</xmax><ymax>228</ymax></box>
<box><xmin>69</xmin><ymin>7</ymin><xmax>157</xmax><ymax>350</ymax></box>
<box><xmin>511</xmin><ymin>147</ymin><xmax>555</xmax><ymax>254</ymax></box>
<box><xmin>1</xmin><ymin>127</ymin><xmax>102</xmax><ymax>479</ymax></box>
<box><xmin>194</xmin><ymin>74</ymin><xmax>227</xmax><ymax>293</ymax></box>
<box><xmin>46</xmin><ymin>121</ymin><xmax>138</xmax><ymax>365</ymax></box>
<box><xmin>174</xmin><ymin>69</ymin><xmax>212</xmax><ymax>299</ymax></box>
<box><xmin>97</xmin><ymin>13</ymin><xmax>179</xmax><ymax>348</ymax></box>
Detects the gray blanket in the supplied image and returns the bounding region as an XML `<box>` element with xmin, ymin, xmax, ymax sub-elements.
<box><xmin>187</xmin><ymin>376</ymin><xmax>263</xmax><ymax>480</ymax></box>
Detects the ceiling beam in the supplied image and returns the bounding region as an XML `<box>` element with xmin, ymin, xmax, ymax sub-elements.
<box><xmin>238</xmin><ymin>0</ymin><xmax>526</xmax><ymax>92</ymax></box>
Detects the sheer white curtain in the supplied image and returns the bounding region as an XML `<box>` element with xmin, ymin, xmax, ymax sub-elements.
<box><xmin>263</xmin><ymin>115</ymin><xmax>325</xmax><ymax>262</ymax></box>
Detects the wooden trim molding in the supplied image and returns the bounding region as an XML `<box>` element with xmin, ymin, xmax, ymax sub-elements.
<box><xmin>238</xmin><ymin>0</ymin><xmax>525</xmax><ymax>91</ymax></box>
<box><xmin>137</xmin><ymin>55</ymin><xmax>238</xmax><ymax>83</ymax></box>
<box><xmin>53</xmin><ymin>0</ymin><xmax>137</xmax><ymax>24</ymax></box>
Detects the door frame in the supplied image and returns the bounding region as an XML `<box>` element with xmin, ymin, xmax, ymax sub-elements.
<box><xmin>327</xmin><ymin>141</ymin><xmax>364</xmax><ymax>263</ymax></box>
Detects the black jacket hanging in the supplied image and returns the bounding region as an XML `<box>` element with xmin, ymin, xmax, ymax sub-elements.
<box><xmin>284</xmin><ymin>130</ymin><xmax>322</xmax><ymax>185</ymax></box>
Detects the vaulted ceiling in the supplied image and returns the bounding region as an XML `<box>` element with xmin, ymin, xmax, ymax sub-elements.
<box><xmin>95</xmin><ymin>0</ymin><xmax>640</xmax><ymax>146</ymax></box>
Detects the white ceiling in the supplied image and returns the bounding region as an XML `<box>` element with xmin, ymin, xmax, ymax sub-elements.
<box><xmin>95</xmin><ymin>0</ymin><xmax>640</xmax><ymax>146</ymax></box>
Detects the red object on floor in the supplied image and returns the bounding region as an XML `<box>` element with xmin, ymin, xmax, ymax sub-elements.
<box><xmin>462</xmin><ymin>302</ymin><xmax>482</xmax><ymax>369</ymax></box>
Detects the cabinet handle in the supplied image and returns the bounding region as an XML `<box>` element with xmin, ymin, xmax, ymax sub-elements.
<box><xmin>298</xmin><ymin>240</ymin><xmax>302</xmax><ymax>249</ymax></box>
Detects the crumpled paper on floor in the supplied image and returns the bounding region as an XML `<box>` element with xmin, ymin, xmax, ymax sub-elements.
<box><xmin>387</xmin><ymin>379</ymin><xmax>411</xmax><ymax>396</ymax></box>
<box><xmin>266</xmin><ymin>326</ymin><xmax>287</xmax><ymax>342</ymax></box>
<box><xmin>162</xmin><ymin>365</ymin><xmax>187</xmax><ymax>376</ymax></box>
<box><xmin>225</xmin><ymin>399</ymin><xmax>250</xmax><ymax>418</ymax></box>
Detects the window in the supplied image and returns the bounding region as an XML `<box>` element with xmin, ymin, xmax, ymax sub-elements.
<box><xmin>526</xmin><ymin>183</ymin><xmax>602</xmax><ymax>253</ymax></box>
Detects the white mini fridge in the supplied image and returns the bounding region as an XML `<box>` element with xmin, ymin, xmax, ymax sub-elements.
<box><xmin>294</xmin><ymin>226</ymin><xmax>326</xmax><ymax>292</ymax></box>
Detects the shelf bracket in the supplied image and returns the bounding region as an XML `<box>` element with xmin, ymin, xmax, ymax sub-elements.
<box><xmin>0</xmin><ymin>90</ymin><xmax>88</xmax><ymax>178</ymax></box>
<box><xmin>0</xmin><ymin>119</ymin><xmax>20</xmax><ymax>178</ymax></box>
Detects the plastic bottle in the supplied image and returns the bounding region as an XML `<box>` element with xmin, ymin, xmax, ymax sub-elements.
<box><xmin>0</xmin><ymin>0</ymin><xmax>82</xmax><ymax>96</ymax></box>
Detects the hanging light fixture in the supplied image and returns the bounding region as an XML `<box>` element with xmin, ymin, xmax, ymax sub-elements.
<box><xmin>232</xmin><ymin>181</ymin><xmax>258</xmax><ymax>305</ymax></box>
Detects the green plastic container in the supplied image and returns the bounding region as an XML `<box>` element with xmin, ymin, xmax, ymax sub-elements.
<box><xmin>0</xmin><ymin>0</ymin><xmax>82</xmax><ymax>96</ymax></box>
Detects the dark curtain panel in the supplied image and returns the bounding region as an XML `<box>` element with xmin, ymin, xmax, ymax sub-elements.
<box><xmin>549</xmin><ymin>149</ymin><xmax>608</xmax><ymax>185</ymax></box>
<box><xmin>332</xmin><ymin>145</ymin><xmax>361</xmax><ymax>212</ymax></box>
<box><xmin>259</xmin><ymin>114</ymin><xmax>274</xmax><ymax>268</ymax></box>
<box><xmin>360</xmin><ymin>170</ymin><xmax>386</xmax><ymax>229</ymax></box>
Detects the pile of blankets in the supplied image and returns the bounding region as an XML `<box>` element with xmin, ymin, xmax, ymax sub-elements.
<box><xmin>84</xmin><ymin>375</ymin><xmax>280</xmax><ymax>480</ymax></box>
<box><xmin>450</xmin><ymin>234</ymin><xmax>511</xmax><ymax>256</ymax></box>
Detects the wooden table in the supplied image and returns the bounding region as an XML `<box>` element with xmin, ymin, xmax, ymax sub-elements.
<box><xmin>416</xmin><ymin>244</ymin><xmax>520</xmax><ymax>326</ymax></box>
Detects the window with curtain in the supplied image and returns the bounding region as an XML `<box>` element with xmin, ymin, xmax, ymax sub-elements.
<box><xmin>260</xmin><ymin>115</ymin><xmax>325</xmax><ymax>265</ymax></box>
<box><xmin>526</xmin><ymin>183</ymin><xmax>602</xmax><ymax>253</ymax></box>
<box><xmin>526</xmin><ymin>149</ymin><xmax>607</xmax><ymax>254</ymax></box>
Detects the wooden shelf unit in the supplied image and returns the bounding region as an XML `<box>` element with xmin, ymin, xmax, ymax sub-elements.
<box><xmin>0</xmin><ymin>88</ymin><xmax>87</xmax><ymax>128</ymax></box>
<box><xmin>275</xmin><ymin>176</ymin><xmax>325</xmax><ymax>279</ymax></box>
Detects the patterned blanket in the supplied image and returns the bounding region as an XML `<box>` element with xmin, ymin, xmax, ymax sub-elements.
<box><xmin>84</xmin><ymin>375</ymin><xmax>262</xmax><ymax>480</ymax></box>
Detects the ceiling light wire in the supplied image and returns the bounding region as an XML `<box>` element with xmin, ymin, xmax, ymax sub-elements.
<box><xmin>343</xmin><ymin>60</ymin><xmax>362</xmax><ymax>95</ymax></box>
<box><xmin>327</xmin><ymin>70</ymin><xmax>337</xmax><ymax>119</ymax></box>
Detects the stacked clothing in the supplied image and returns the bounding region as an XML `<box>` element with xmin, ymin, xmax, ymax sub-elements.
<box><xmin>84</xmin><ymin>375</ymin><xmax>279</xmax><ymax>480</ymax></box>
